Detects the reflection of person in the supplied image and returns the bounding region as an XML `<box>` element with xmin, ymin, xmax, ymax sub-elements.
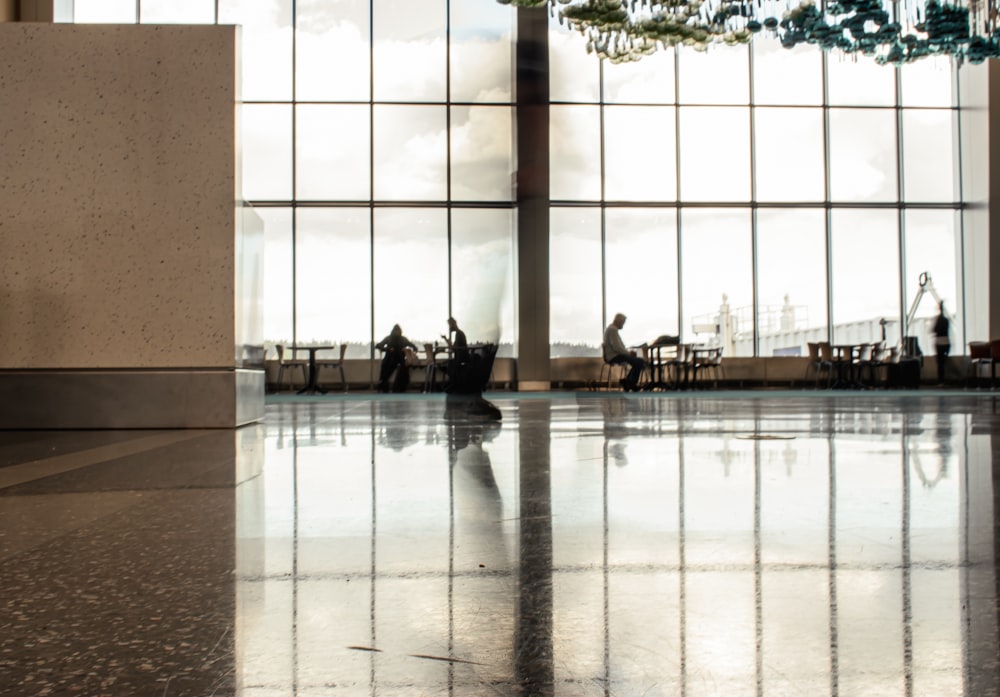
<box><xmin>603</xmin><ymin>312</ymin><xmax>645</xmax><ymax>392</ymax></box>
<box><xmin>375</xmin><ymin>324</ymin><xmax>417</xmax><ymax>393</ymax></box>
<box><xmin>933</xmin><ymin>301</ymin><xmax>950</xmax><ymax>384</ymax></box>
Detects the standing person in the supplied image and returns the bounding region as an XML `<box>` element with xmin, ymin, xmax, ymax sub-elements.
<box><xmin>375</xmin><ymin>324</ymin><xmax>418</xmax><ymax>393</ymax></box>
<box><xmin>933</xmin><ymin>301</ymin><xmax>951</xmax><ymax>384</ymax></box>
<box><xmin>603</xmin><ymin>312</ymin><xmax>645</xmax><ymax>392</ymax></box>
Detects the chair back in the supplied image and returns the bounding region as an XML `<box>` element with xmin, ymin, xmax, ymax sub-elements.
<box><xmin>856</xmin><ymin>343</ymin><xmax>872</xmax><ymax>361</ymax></box>
<box><xmin>276</xmin><ymin>344</ymin><xmax>288</xmax><ymax>363</ymax></box>
<box><xmin>338</xmin><ymin>343</ymin><xmax>347</xmax><ymax>362</ymax></box>
<box><xmin>806</xmin><ymin>342</ymin><xmax>819</xmax><ymax>361</ymax></box>
<box><xmin>990</xmin><ymin>339</ymin><xmax>1000</xmax><ymax>360</ymax></box>
<box><xmin>871</xmin><ymin>340</ymin><xmax>886</xmax><ymax>361</ymax></box>
<box><xmin>969</xmin><ymin>341</ymin><xmax>991</xmax><ymax>360</ymax></box>
<box><xmin>818</xmin><ymin>341</ymin><xmax>833</xmax><ymax>361</ymax></box>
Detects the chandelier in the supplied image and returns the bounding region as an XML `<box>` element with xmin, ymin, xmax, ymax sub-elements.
<box><xmin>496</xmin><ymin>0</ymin><xmax>1000</xmax><ymax>65</ymax></box>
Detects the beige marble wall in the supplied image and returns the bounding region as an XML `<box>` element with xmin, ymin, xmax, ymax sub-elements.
<box><xmin>0</xmin><ymin>23</ymin><xmax>245</xmax><ymax>370</ymax></box>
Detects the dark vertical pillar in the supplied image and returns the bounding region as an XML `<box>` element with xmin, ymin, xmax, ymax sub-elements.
<box><xmin>515</xmin><ymin>7</ymin><xmax>551</xmax><ymax>391</ymax></box>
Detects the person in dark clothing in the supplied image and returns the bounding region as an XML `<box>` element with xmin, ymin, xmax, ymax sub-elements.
<box><xmin>442</xmin><ymin>317</ymin><xmax>469</xmax><ymax>363</ymax></box>
<box><xmin>375</xmin><ymin>324</ymin><xmax>417</xmax><ymax>393</ymax></box>
<box><xmin>933</xmin><ymin>301</ymin><xmax>951</xmax><ymax>384</ymax></box>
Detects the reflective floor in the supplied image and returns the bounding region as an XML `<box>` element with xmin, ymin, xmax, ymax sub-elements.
<box><xmin>2</xmin><ymin>392</ymin><xmax>999</xmax><ymax>696</ymax></box>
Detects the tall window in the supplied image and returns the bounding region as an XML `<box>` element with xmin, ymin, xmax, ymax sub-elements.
<box><xmin>74</xmin><ymin>0</ymin><xmax>966</xmax><ymax>360</ymax></box>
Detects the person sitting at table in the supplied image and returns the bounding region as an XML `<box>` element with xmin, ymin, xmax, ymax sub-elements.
<box><xmin>441</xmin><ymin>317</ymin><xmax>469</xmax><ymax>364</ymax></box>
<box><xmin>604</xmin><ymin>312</ymin><xmax>645</xmax><ymax>392</ymax></box>
<box><xmin>375</xmin><ymin>324</ymin><xmax>418</xmax><ymax>393</ymax></box>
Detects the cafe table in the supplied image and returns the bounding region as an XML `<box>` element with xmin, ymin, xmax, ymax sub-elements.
<box><xmin>294</xmin><ymin>345</ymin><xmax>336</xmax><ymax>395</ymax></box>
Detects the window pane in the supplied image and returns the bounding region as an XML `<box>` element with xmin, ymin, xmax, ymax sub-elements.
<box><xmin>605</xmin><ymin>208</ymin><xmax>678</xmax><ymax>343</ymax></box>
<box><xmin>829</xmin><ymin>108</ymin><xmax>898</xmax><ymax>202</ymax></box>
<box><xmin>373</xmin><ymin>208</ymin><xmax>448</xmax><ymax>345</ymax></box>
<box><xmin>754</xmin><ymin>107</ymin><xmax>825</xmax><ymax>202</ymax></box>
<box><xmin>296</xmin><ymin>0</ymin><xmax>369</xmax><ymax>102</ymax></box>
<box><xmin>756</xmin><ymin>209</ymin><xmax>828</xmax><ymax>356</ymax></box>
<box><xmin>450</xmin><ymin>106</ymin><xmax>513</xmax><ymax>201</ymax></box>
<box><xmin>451</xmin><ymin>209</ymin><xmax>515</xmax><ymax>351</ymax></box>
<box><xmin>679</xmin><ymin>107</ymin><xmax>751</xmax><ymax>202</ymax></box>
<box><xmin>830</xmin><ymin>209</ymin><xmax>900</xmax><ymax>343</ymax></box>
<box><xmin>827</xmin><ymin>56</ymin><xmax>896</xmax><ymax>106</ymax></box>
<box><xmin>902</xmin><ymin>109</ymin><xmax>957</xmax><ymax>202</ymax></box>
<box><xmin>373</xmin><ymin>0</ymin><xmax>446</xmax><ymax>102</ymax></box>
<box><xmin>296</xmin><ymin>209</ymin><xmax>372</xmax><ymax>355</ymax></box>
<box><xmin>140</xmin><ymin>0</ymin><xmax>213</xmax><ymax>23</ymax></box>
<box><xmin>680</xmin><ymin>209</ymin><xmax>753</xmax><ymax>355</ymax></box>
<box><xmin>900</xmin><ymin>56</ymin><xmax>953</xmax><ymax>107</ymax></box>
<box><xmin>550</xmin><ymin>207</ymin><xmax>602</xmax><ymax>355</ymax></box>
<box><xmin>74</xmin><ymin>0</ymin><xmax>136</xmax><ymax>22</ymax></box>
<box><xmin>373</xmin><ymin>105</ymin><xmax>447</xmax><ymax>200</ymax></box>
<box><xmin>296</xmin><ymin>105</ymin><xmax>371</xmax><ymax>201</ymax></box>
<box><xmin>752</xmin><ymin>40</ymin><xmax>822</xmax><ymax>106</ymax></box>
<box><xmin>549</xmin><ymin>17</ymin><xmax>600</xmax><ymax>103</ymax></box>
<box><xmin>242</xmin><ymin>104</ymin><xmax>292</xmax><ymax>200</ymax></box>
<box><xmin>220</xmin><ymin>0</ymin><xmax>292</xmax><ymax>102</ymax></box>
<box><xmin>450</xmin><ymin>0</ymin><xmax>513</xmax><ymax>103</ymax></box>
<box><xmin>677</xmin><ymin>44</ymin><xmax>749</xmax><ymax>105</ymax></box>
<box><xmin>260</xmin><ymin>208</ymin><xmax>293</xmax><ymax>351</ymax></box>
<box><xmin>604</xmin><ymin>107</ymin><xmax>676</xmax><ymax>201</ymax></box>
<box><xmin>904</xmin><ymin>210</ymin><xmax>962</xmax><ymax>354</ymax></box>
<box><xmin>550</xmin><ymin>105</ymin><xmax>601</xmax><ymax>201</ymax></box>
<box><xmin>603</xmin><ymin>50</ymin><xmax>675</xmax><ymax>104</ymax></box>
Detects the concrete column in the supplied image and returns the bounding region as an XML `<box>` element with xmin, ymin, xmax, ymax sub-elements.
<box><xmin>515</xmin><ymin>7</ymin><xmax>551</xmax><ymax>391</ymax></box>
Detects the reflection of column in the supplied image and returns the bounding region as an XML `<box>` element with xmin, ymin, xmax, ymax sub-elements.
<box><xmin>828</xmin><ymin>432</ymin><xmax>840</xmax><ymax>696</ymax></box>
<box><xmin>962</xmin><ymin>429</ymin><xmax>999</xmax><ymax>694</ymax></box>
<box><xmin>516</xmin><ymin>401</ymin><xmax>554</xmax><ymax>694</ymax></box>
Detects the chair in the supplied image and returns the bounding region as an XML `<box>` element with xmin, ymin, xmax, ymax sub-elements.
<box><xmin>858</xmin><ymin>340</ymin><xmax>887</xmax><ymax>387</ymax></box>
<box><xmin>423</xmin><ymin>343</ymin><xmax>449</xmax><ymax>392</ymax></box>
<box><xmin>597</xmin><ymin>343</ymin><xmax>628</xmax><ymax>391</ymax></box>
<box><xmin>274</xmin><ymin>344</ymin><xmax>307</xmax><ymax>392</ymax></box>
<box><xmin>315</xmin><ymin>343</ymin><xmax>347</xmax><ymax>392</ymax></box>
<box><xmin>967</xmin><ymin>341</ymin><xmax>992</xmax><ymax>388</ymax></box>
<box><xmin>804</xmin><ymin>341</ymin><xmax>833</xmax><ymax>387</ymax></box>
<box><xmin>691</xmin><ymin>346</ymin><xmax>724</xmax><ymax>388</ymax></box>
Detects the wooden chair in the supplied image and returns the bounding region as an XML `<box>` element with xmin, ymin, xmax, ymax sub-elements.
<box><xmin>804</xmin><ymin>341</ymin><xmax>833</xmax><ymax>387</ymax></box>
<box><xmin>274</xmin><ymin>344</ymin><xmax>307</xmax><ymax>392</ymax></box>
<box><xmin>597</xmin><ymin>342</ymin><xmax>628</xmax><ymax>391</ymax></box>
<box><xmin>316</xmin><ymin>343</ymin><xmax>347</xmax><ymax>392</ymax></box>
<box><xmin>690</xmin><ymin>346</ymin><xmax>724</xmax><ymax>388</ymax></box>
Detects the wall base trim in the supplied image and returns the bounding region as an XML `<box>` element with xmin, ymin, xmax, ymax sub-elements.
<box><xmin>0</xmin><ymin>369</ymin><xmax>264</xmax><ymax>429</ymax></box>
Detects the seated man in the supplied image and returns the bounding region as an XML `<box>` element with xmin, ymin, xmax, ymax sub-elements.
<box><xmin>603</xmin><ymin>312</ymin><xmax>645</xmax><ymax>392</ymax></box>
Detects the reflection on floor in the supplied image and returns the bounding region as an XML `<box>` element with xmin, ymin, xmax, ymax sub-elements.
<box><xmin>1</xmin><ymin>392</ymin><xmax>999</xmax><ymax>696</ymax></box>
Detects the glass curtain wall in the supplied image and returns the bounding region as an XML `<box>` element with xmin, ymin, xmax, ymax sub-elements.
<box><xmin>73</xmin><ymin>0</ymin><xmax>965</xmax><ymax>361</ymax></box>
<box><xmin>72</xmin><ymin>0</ymin><xmax>516</xmax><ymax>360</ymax></box>
<box><xmin>549</xmin><ymin>20</ymin><xmax>964</xmax><ymax>358</ymax></box>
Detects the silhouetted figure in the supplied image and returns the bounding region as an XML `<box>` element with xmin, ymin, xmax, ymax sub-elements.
<box><xmin>442</xmin><ymin>316</ymin><xmax>501</xmax><ymax>419</ymax></box>
<box><xmin>603</xmin><ymin>312</ymin><xmax>645</xmax><ymax>392</ymax></box>
<box><xmin>933</xmin><ymin>301</ymin><xmax>950</xmax><ymax>384</ymax></box>
<box><xmin>375</xmin><ymin>324</ymin><xmax>417</xmax><ymax>393</ymax></box>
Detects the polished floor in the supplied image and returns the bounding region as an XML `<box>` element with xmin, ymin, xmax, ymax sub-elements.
<box><xmin>1</xmin><ymin>391</ymin><xmax>999</xmax><ymax>697</ymax></box>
